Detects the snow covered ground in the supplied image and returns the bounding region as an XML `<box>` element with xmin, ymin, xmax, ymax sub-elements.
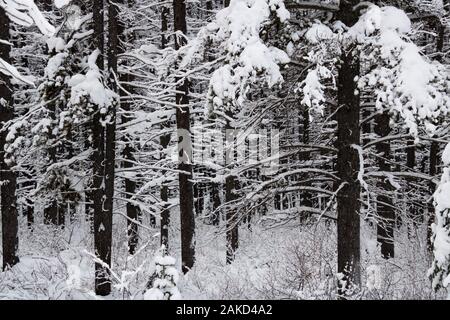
<box><xmin>0</xmin><ymin>208</ymin><xmax>445</xmax><ymax>300</ymax></box>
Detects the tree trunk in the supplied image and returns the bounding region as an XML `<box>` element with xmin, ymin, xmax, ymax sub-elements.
<box><xmin>43</xmin><ymin>100</ymin><xmax>63</xmax><ymax>226</ymax></box>
<box><xmin>116</xmin><ymin>0</ymin><xmax>141</xmax><ymax>255</ymax></box>
<box><xmin>0</xmin><ymin>7</ymin><xmax>19</xmax><ymax>271</ymax></box>
<box><xmin>225</xmin><ymin>112</ymin><xmax>238</xmax><ymax>264</ymax></box>
<box><xmin>428</xmin><ymin>139</ymin><xmax>438</xmax><ymax>252</ymax></box>
<box><xmin>92</xmin><ymin>0</ymin><xmax>113</xmax><ymax>296</ymax></box>
<box><xmin>336</xmin><ymin>0</ymin><xmax>362</xmax><ymax>297</ymax></box>
<box><xmin>375</xmin><ymin>112</ymin><xmax>395</xmax><ymax>259</ymax></box>
<box><xmin>406</xmin><ymin>139</ymin><xmax>418</xmax><ymax>225</ymax></box>
<box><xmin>211</xmin><ymin>181</ymin><xmax>221</xmax><ymax>226</ymax></box>
<box><xmin>428</xmin><ymin>15</ymin><xmax>446</xmax><ymax>252</ymax></box>
<box><xmin>206</xmin><ymin>0</ymin><xmax>221</xmax><ymax>226</ymax></box>
<box><xmin>300</xmin><ymin>107</ymin><xmax>312</xmax><ymax>222</ymax></box>
<box><xmin>174</xmin><ymin>0</ymin><xmax>195</xmax><ymax>274</ymax></box>
<box><xmin>23</xmin><ymin>172</ymin><xmax>35</xmax><ymax>229</ymax></box>
<box><xmin>160</xmin><ymin>2</ymin><xmax>170</xmax><ymax>250</ymax></box>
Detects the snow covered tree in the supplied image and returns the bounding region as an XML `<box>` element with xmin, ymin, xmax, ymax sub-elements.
<box><xmin>0</xmin><ymin>6</ymin><xmax>19</xmax><ymax>271</ymax></box>
<box><xmin>429</xmin><ymin>142</ymin><xmax>450</xmax><ymax>298</ymax></box>
<box><xmin>0</xmin><ymin>0</ymin><xmax>54</xmax><ymax>270</ymax></box>
<box><xmin>144</xmin><ymin>246</ymin><xmax>181</xmax><ymax>300</ymax></box>
<box><xmin>173</xmin><ymin>0</ymin><xmax>196</xmax><ymax>274</ymax></box>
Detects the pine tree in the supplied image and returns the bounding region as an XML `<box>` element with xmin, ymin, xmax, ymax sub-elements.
<box><xmin>159</xmin><ymin>1</ymin><xmax>171</xmax><ymax>250</ymax></box>
<box><xmin>144</xmin><ymin>246</ymin><xmax>181</xmax><ymax>300</ymax></box>
<box><xmin>173</xmin><ymin>0</ymin><xmax>195</xmax><ymax>274</ymax></box>
<box><xmin>0</xmin><ymin>6</ymin><xmax>19</xmax><ymax>271</ymax></box>
<box><xmin>335</xmin><ymin>0</ymin><xmax>362</xmax><ymax>297</ymax></box>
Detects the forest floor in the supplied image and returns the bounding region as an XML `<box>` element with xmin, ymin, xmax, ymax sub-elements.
<box><xmin>0</xmin><ymin>208</ymin><xmax>446</xmax><ymax>300</ymax></box>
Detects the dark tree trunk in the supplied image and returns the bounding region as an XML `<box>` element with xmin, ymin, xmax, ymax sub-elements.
<box><xmin>428</xmin><ymin>15</ymin><xmax>446</xmax><ymax>251</ymax></box>
<box><xmin>117</xmin><ymin>0</ymin><xmax>141</xmax><ymax>255</ymax></box>
<box><xmin>406</xmin><ymin>139</ymin><xmax>418</xmax><ymax>225</ymax></box>
<box><xmin>225</xmin><ymin>112</ymin><xmax>238</xmax><ymax>264</ymax></box>
<box><xmin>160</xmin><ymin>2</ymin><xmax>170</xmax><ymax>250</ymax></box>
<box><xmin>206</xmin><ymin>0</ymin><xmax>221</xmax><ymax>226</ymax></box>
<box><xmin>43</xmin><ymin>101</ymin><xmax>63</xmax><ymax>226</ymax></box>
<box><xmin>0</xmin><ymin>8</ymin><xmax>19</xmax><ymax>271</ymax></box>
<box><xmin>210</xmin><ymin>181</ymin><xmax>221</xmax><ymax>225</ymax></box>
<box><xmin>428</xmin><ymin>140</ymin><xmax>438</xmax><ymax>252</ymax></box>
<box><xmin>174</xmin><ymin>0</ymin><xmax>195</xmax><ymax>274</ymax></box>
<box><xmin>160</xmin><ymin>176</ymin><xmax>170</xmax><ymax>250</ymax></box>
<box><xmin>300</xmin><ymin>107</ymin><xmax>312</xmax><ymax>221</ymax></box>
<box><xmin>23</xmin><ymin>172</ymin><xmax>35</xmax><ymax>229</ymax></box>
<box><xmin>92</xmin><ymin>0</ymin><xmax>113</xmax><ymax>296</ymax></box>
<box><xmin>194</xmin><ymin>183</ymin><xmax>204</xmax><ymax>215</ymax></box>
<box><xmin>375</xmin><ymin>112</ymin><xmax>395</xmax><ymax>259</ymax></box>
<box><xmin>95</xmin><ymin>0</ymin><xmax>119</xmax><ymax>294</ymax></box>
<box><xmin>225</xmin><ymin>173</ymin><xmax>238</xmax><ymax>264</ymax></box>
<box><xmin>335</xmin><ymin>0</ymin><xmax>362</xmax><ymax>297</ymax></box>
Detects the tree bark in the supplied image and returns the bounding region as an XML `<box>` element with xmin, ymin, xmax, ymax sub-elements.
<box><xmin>174</xmin><ymin>0</ymin><xmax>195</xmax><ymax>274</ymax></box>
<box><xmin>160</xmin><ymin>2</ymin><xmax>170</xmax><ymax>250</ymax></box>
<box><xmin>406</xmin><ymin>139</ymin><xmax>419</xmax><ymax>225</ymax></box>
<box><xmin>336</xmin><ymin>0</ymin><xmax>362</xmax><ymax>297</ymax></box>
<box><xmin>43</xmin><ymin>99</ymin><xmax>63</xmax><ymax>226</ymax></box>
<box><xmin>92</xmin><ymin>0</ymin><xmax>113</xmax><ymax>296</ymax></box>
<box><xmin>428</xmin><ymin>14</ymin><xmax>446</xmax><ymax>251</ymax></box>
<box><xmin>0</xmin><ymin>7</ymin><xmax>19</xmax><ymax>271</ymax></box>
<box><xmin>375</xmin><ymin>112</ymin><xmax>395</xmax><ymax>259</ymax></box>
<box><xmin>23</xmin><ymin>171</ymin><xmax>35</xmax><ymax>229</ymax></box>
<box><xmin>300</xmin><ymin>107</ymin><xmax>312</xmax><ymax>221</ymax></box>
<box><xmin>225</xmin><ymin>113</ymin><xmax>238</xmax><ymax>264</ymax></box>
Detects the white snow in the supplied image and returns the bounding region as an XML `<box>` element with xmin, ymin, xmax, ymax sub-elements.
<box><xmin>366</xmin><ymin>265</ymin><xmax>382</xmax><ymax>291</ymax></box>
<box><xmin>0</xmin><ymin>0</ymin><xmax>56</xmax><ymax>36</ymax></box>
<box><xmin>68</xmin><ymin>50</ymin><xmax>116</xmax><ymax>109</ymax></box>
<box><xmin>305</xmin><ymin>23</ymin><xmax>335</xmax><ymax>44</ymax></box>
<box><xmin>191</xmin><ymin>0</ymin><xmax>290</xmax><ymax>112</ymax></box>
<box><xmin>54</xmin><ymin>0</ymin><xmax>71</xmax><ymax>9</ymax></box>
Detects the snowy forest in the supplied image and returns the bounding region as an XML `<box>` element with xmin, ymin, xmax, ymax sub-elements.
<box><xmin>0</xmin><ymin>0</ymin><xmax>449</xmax><ymax>301</ymax></box>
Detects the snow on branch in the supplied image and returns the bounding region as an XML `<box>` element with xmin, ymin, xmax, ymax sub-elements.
<box><xmin>301</xmin><ymin>4</ymin><xmax>450</xmax><ymax>137</ymax></box>
<box><xmin>185</xmin><ymin>0</ymin><xmax>291</xmax><ymax>113</ymax></box>
<box><xmin>0</xmin><ymin>0</ymin><xmax>55</xmax><ymax>36</ymax></box>
<box><xmin>0</xmin><ymin>0</ymin><xmax>55</xmax><ymax>84</ymax></box>
<box><xmin>428</xmin><ymin>143</ymin><xmax>450</xmax><ymax>296</ymax></box>
<box><xmin>0</xmin><ymin>57</ymin><xmax>34</xmax><ymax>85</ymax></box>
<box><xmin>286</xmin><ymin>0</ymin><xmax>339</xmax><ymax>12</ymax></box>
<box><xmin>354</xmin><ymin>5</ymin><xmax>450</xmax><ymax>138</ymax></box>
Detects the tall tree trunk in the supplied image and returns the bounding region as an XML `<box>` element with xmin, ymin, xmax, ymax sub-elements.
<box><xmin>336</xmin><ymin>0</ymin><xmax>362</xmax><ymax>297</ymax></box>
<box><xmin>206</xmin><ymin>0</ymin><xmax>222</xmax><ymax>226</ymax></box>
<box><xmin>23</xmin><ymin>171</ymin><xmax>35</xmax><ymax>229</ymax></box>
<box><xmin>43</xmin><ymin>101</ymin><xmax>63</xmax><ymax>226</ymax></box>
<box><xmin>375</xmin><ymin>112</ymin><xmax>395</xmax><ymax>259</ymax></box>
<box><xmin>225</xmin><ymin>174</ymin><xmax>238</xmax><ymax>264</ymax></box>
<box><xmin>0</xmin><ymin>7</ymin><xmax>19</xmax><ymax>271</ymax></box>
<box><xmin>160</xmin><ymin>2</ymin><xmax>170</xmax><ymax>250</ymax></box>
<box><xmin>173</xmin><ymin>0</ymin><xmax>195</xmax><ymax>274</ymax></box>
<box><xmin>428</xmin><ymin>139</ymin><xmax>438</xmax><ymax>252</ymax></box>
<box><xmin>300</xmin><ymin>107</ymin><xmax>312</xmax><ymax>222</ymax></box>
<box><xmin>406</xmin><ymin>139</ymin><xmax>418</xmax><ymax>225</ymax></box>
<box><xmin>92</xmin><ymin>0</ymin><xmax>113</xmax><ymax>296</ymax></box>
<box><xmin>428</xmin><ymin>14</ymin><xmax>446</xmax><ymax>252</ymax></box>
<box><xmin>117</xmin><ymin>0</ymin><xmax>141</xmax><ymax>255</ymax></box>
<box><xmin>225</xmin><ymin>112</ymin><xmax>238</xmax><ymax>264</ymax></box>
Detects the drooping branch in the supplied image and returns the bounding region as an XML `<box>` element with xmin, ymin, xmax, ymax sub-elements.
<box><xmin>286</xmin><ymin>1</ymin><xmax>339</xmax><ymax>12</ymax></box>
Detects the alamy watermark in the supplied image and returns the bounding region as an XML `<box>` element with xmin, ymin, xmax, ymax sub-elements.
<box><xmin>170</xmin><ymin>128</ymin><xmax>281</xmax><ymax>175</ymax></box>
